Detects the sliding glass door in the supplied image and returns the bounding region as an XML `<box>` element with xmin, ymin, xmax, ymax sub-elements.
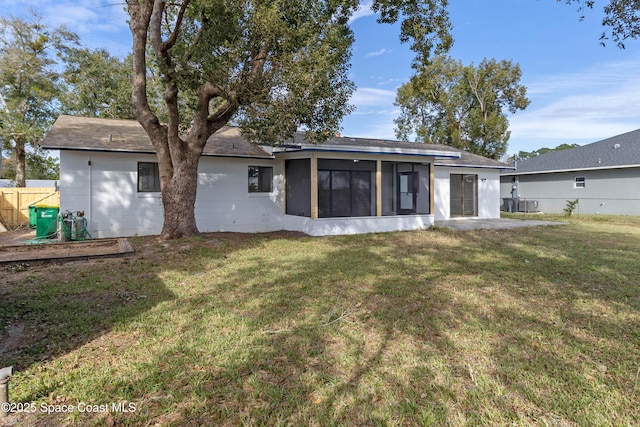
<box><xmin>450</xmin><ymin>174</ymin><xmax>477</xmax><ymax>217</ymax></box>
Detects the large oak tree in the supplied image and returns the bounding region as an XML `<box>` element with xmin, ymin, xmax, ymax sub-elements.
<box><xmin>125</xmin><ymin>0</ymin><xmax>452</xmax><ymax>239</ymax></box>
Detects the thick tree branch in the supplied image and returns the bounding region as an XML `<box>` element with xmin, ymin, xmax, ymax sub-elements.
<box><xmin>149</xmin><ymin>0</ymin><xmax>165</xmax><ymax>55</ymax></box>
<box><xmin>127</xmin><ymin>0</ymin><xmax>172</xmax><ymax>183</ymax></box>
<box><xmin>164</xmin><ymin>0</ymin><xmax>190</xmax><ymax>51</ymax></box>
<box><xmin>247</xmin><ymin>44</ymin><xmax>269</xmax><ymax>89</ymax></box>
<box><xmin>150</xmin><ymin>0</ymin><xmax>190</xmax><ymax>54</ymax></box>
<box><xmin>127</xmin><ymin>1</ymin><xmax>161</xmax><ymax>131</ymax></box>
<box><xmin>186</xmin><ymin>83</ymin><xmax>238</xmax><ymax>150</ymax></box>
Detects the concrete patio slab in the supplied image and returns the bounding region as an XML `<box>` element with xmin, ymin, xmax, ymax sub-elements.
<box><xmin>435</xmin><ymin>218</ymin><xmax>567</xmax><ymax>231</ymax></box>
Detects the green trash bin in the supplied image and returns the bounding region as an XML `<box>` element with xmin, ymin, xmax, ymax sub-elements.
<box><xmin>28</xmin><ymin>205</ymin><xmax>37</xmax><ymax>229</ymax></box>
<box><xmin>35</xmin><ymin>205</ymin><xmax>60</xmax><ymax>239</ymax></box>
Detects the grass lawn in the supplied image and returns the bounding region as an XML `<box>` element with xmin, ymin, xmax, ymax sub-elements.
<box><xmin>1</xmin><ymin>215</ymin><xmax>639</xmax><ymax>426</ymax></box>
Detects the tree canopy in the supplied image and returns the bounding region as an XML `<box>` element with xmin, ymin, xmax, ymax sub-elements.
<box><xmin>394</xmin><ymin>56</ymin><xmax>529</xmax><ymax>160</ymax></box>
<box><xmin>125</xmin><ymin>0</ymin><xmax>453</xmax><ymax>239</ymax></box>
<box><xmin>514</xmin><ymin>143</ymin><xmax>581</xmax><ymax>161</ymax></box>
<box><xmin>0</xmin><ymin>148</ymin><xmax>59</xmax><ymax>180</ymax></box>
<box><xmin>0</xmin><ymin>14</ymin><xmax>138</xmax><ymax>186</ymax></box>
<box><xmin>60</xmin><ymin>47</ymin><xmax>134</xmax><ymax>119</ymax></box>
<box><xmin>562</xmin><ymin>0</ymin><xmax>640</xmax><ymax>48</ymax></box>
<box><xmin>0</xmin><ymin>14</ymin><xmax>77</xmax><ymax>186</ymax></box>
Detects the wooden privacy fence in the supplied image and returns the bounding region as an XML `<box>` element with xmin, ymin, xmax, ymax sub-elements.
<box><xmin>0</xmin><ymin>187</ymin><xmax>60</xmax><ymax>228</ymax></box>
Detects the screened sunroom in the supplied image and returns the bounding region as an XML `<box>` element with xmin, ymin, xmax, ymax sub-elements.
<box><xmin>274</xmin><ymin>138</ymin><xmax>460</xmax><ymax>235</ymax></box>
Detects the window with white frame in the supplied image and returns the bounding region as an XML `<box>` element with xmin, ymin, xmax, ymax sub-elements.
<box><xmin>574</xmin><ymin>176</ymin><xmax>585</xmax><ymax>189</ymax></box>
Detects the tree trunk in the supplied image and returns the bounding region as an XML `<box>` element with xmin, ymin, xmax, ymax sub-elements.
<box><xmin>159</xmin><ymin>150</ymin><xmax>201</xmax><ymax>239</ymax></box>
<box><xmin>14</xmin><ymin>141</ymin><xmax>26</xmax><ymax>187</ymax></box>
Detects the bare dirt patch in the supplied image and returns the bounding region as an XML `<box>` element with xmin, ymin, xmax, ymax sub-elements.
<box><xmin>0</xmin><ymin>236</ymin><xmax>133</xmax><ymax>265</ymax></box>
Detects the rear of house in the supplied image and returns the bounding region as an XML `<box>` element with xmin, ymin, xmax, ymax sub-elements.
<box><xmin>43</xmin><ymin>115</ymin><xmax>508</xmax><ymax>238</ymax></box>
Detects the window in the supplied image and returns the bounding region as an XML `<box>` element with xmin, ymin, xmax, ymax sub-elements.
<box><xmin>138</xmin><ymin>162</ymin><xmax>160</xmax><ymax>192</ymax></box>
<box><xmin>248</xmin><ymin>166</ymin><xmax>273</xmax><ymax>193</ymax></box>
<box><xmin>574</xmin><ymin>176</ymin><xmax>585</xmax><ymax>188</ymax></box>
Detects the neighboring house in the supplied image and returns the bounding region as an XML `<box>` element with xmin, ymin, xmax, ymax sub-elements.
<box><xmin>42</xmin><ymin>115</ymin><xmax>508</xmax><ymax>237</ymax></box>
<box><xmin>500</xmin><ymin>129</ymin><xmax>640</xmax><ymax>215</ymax></box>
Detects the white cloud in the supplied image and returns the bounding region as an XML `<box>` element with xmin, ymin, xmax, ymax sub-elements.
<box><xmin>507</xmin><ymin>57</ymin><xmax>640</xmax><ymax>152</ymax></box>
<box><xmin>347</xmin><ymin>120</ymin><xmax>398</xmax><ymax>140</ymax></box>
<box><xmin>350</xmin><ymin>87</ymin><xmax>396</xmax><ymax>107</ymax></box>
<box><xmin>348</xmin><ymin>2</ymin><xmax>376</xmax><ymax>24</ymax></box>
<box><xmin>3</xmin><ymin>0</ymin><xmax>131</xmax><ymax>55</ymax></box>
<box><xmin>365</xmin><ymin>48</ymin><xmax>392</xmax><ymax>58</ymax></box>
<box><xmin>342</xmin><ymin>87</ymin><xmax>399</xmax><ymax>139</ymax></box>
<box><xmin>518</xmin><ymin>60</ymin><xmax>640</xmax><ymax>146</ymax></box>
<box><xmin>43</xmin><ymin>1</ymin><xmax>128</xmax><ymax>34</ymax></box>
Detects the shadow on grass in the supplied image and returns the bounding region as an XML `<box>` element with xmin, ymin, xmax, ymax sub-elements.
<box><xmin>0</xmin><ymin>255</ymin><xmax>177</xmax><ymax>397</ymax></box>
<box><xmin>4</xmin><ymin>222</ymin><xmax>640</xmax><ymax>425</ymax></box>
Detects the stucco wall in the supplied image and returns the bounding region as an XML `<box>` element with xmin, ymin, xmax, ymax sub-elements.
<box><xmin>195</xmin><ymin>157</ymin><xmax>283</xmax><ymax>233</ymax></box>
<box><xmin>60</xmin><ymin>151</ymin><xmax>283</xmax><ymax>238</ymax></box>
<box><xmin>500</xmin><ymin>168</ymin><xmax>640</xmax><ymax>215</ymax></box>
<box><xmin>284</xmin><ymin>214</ymin><xmax>434</xmax><ymax>236</ymax></box>
<box><xmin>434</xmin><ymin>167</ymin><xmax>501</xmax><ymax>220</ymax></box>
<box><xmin>60</xmin><ymin>150</ymin><xmax>503</xmax><ymax>237</ymax></box>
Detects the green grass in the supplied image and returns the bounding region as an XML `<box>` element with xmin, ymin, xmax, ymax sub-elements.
<box><xmin>1</xmin><ymin>215</ymin><xmax>640</xmax><ymax>426</ymax></box>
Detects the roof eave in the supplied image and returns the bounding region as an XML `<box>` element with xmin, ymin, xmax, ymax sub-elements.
<box><xmin>435</xmin><ymin>162</ymin><xmax>514</xmax><ymax>169</ymax></box>
<box><xmin>501</xmin><ymin>163</ymin><xmax>640</xmax><ymax>175</ymax></box>
<box><xmin>44</xmin><ymin>146</ymin><xmax>274</xmax><ymax>159</ymax></box>
<box><xmin>273</xmin><ymin>144</ymin><xmax>460</xmax><ymax>159</ymax></box>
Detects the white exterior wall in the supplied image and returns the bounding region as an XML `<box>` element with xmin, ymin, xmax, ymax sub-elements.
<box><xmin>60</xmin><ymin>150</ymin><xmax>502</xmax><ymax>237</ymax></box>
<box><xmin>60</xmin><ymin>151</ymin><xmax>164</xmax><ymax>237</ymax></box>
<box><xmin>434</xmin><ymin>167</ymin><xmax>501</xmax><ymax>220</ymax></box>
<box><xmin>60</xmin><ymin>151</ymin><xmax>283</xmax><ymax>238</ymax></box>
<box><xmin>284</xmin><ymin>214</ymin><xmax>434</xmax><ymax>236</ymax></box>
<box><xmin>195</xmin><ymin>157</ymin><xmax>283</xmax><ymax>233</ymax></box>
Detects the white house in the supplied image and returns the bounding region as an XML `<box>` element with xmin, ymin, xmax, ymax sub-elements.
<box><xmin>42</xmin><ymin>115</ymin><xmax>509</xmax><ymax>237</ymax></box>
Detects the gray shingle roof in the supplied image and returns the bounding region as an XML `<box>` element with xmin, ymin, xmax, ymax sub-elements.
<box><xmin>503</xmin><ymin>128</ymin><xmax>640</xmax><ymax>175</ymax></box>
<box><xmin>294</xmin><ymin>134</ymin><xmax>458</xmax><ymax>154</ymax></box>
<box><xmin>282</xmin><ymin>134</ymin><xmax>509</xmax><ymax>168</ymax></box>
<box><xmin>42</xmin><ymin>115</ymin><xmax>507</xmax><ymax>168</ymax></box>
<box><xmin>42</xmin><ymin>115</ymin><xmax>273</xmax><ymax>158</ymax></box>
<box><xmin>435</xmin><ymin>148</ymin><xmax>512</xmax><ymax>169</ymax></box>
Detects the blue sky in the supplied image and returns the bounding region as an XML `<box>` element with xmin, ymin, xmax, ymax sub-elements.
<box><xmin>2</xmin><ymin>0</ymin><xmax>640</xmax><ymax>155</ymax></box>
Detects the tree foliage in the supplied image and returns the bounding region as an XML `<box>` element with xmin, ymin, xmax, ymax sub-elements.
<box><xmin>125</xmin><ymin>0</ymin><xmax>453</xmax><ymax>239</ymax></box>
<box><xmin>0</xmin><ymin>14</ymin><xmax>77</xmax><ymax>186</ymax></box>
<box><xmin>516</xmin><ymin>143</ymin><xmax>580</xmax><ymax>161</ymax></box>
<box><xmin>394</xmin><ymin>55</ymin><xmax>529</xmax><ymax>160</ymax></box>
<box><xmin>0</xmin><ymin>148</ymin><xmax>59</xmax><ymax>180</ymax></box>
<box><xmin>60</xmin><ymin>48</ymin><xmax>134</xmax><ymax>119</ymax></box>
<box><xmin>562</xmin><ymin>0</ymin><xmax>640</xmax><ymax>48</ymax></box>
